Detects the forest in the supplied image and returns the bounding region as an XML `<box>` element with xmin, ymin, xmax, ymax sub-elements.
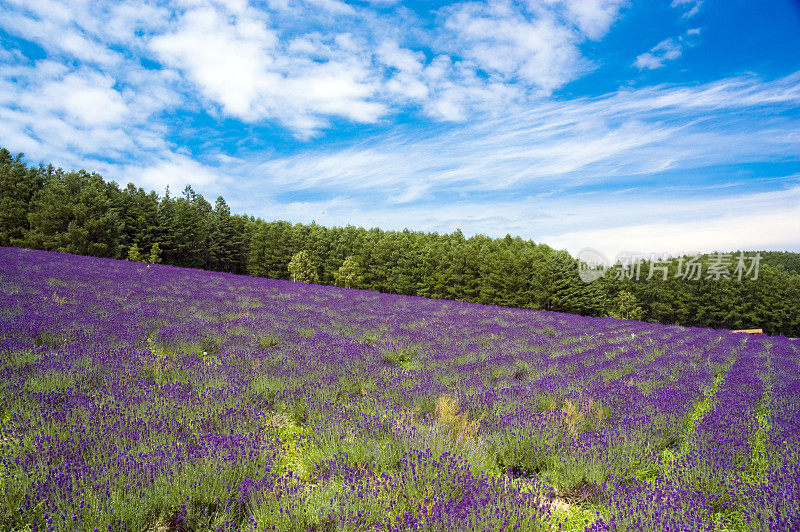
<box><xmin>2</xmin><ymin>147</ymin><xmax>799</xmax><ymax>336</ymax></box>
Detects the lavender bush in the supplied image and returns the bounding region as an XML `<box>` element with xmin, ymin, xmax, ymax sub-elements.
<box><xmin>1</xmin><ymin>247</ymin><xmax>798</xmax><ymax>531</ymax></box>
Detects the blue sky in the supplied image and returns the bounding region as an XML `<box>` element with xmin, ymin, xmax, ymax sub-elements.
<box><xmin>1</xmin><ymin>0</ymin><xmax>798</xmax><ymax>257</ymax></box>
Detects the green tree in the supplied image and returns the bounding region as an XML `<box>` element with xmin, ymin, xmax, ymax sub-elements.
<box><xmin>169</xmin><ymin>185</ymin><xmax>212</xmax><ymax>269</ymax></box>
<box><xmin>22</xmin><ymin>170</ymin><xmax>122</xmax><ymax>257</ymax></box>
<box><xmin>288</xmin><ymin>250</ymin><xmax>319</xmax><ymax>283</ymax></box>
<box><xmin>0</xmin><ymin>149</ymin><xmax>45</xmax><ymax>246</ymax></box>
<box><xmin>248</xmin><ymin>220</ymin><xmax>295</xmax><ymax>279</ymax></box>
<box><xmin>116</xmin><ymin>183</ymin><xmax>160</xmax><ymax>259</ymax></box>
<box><xmin>127</xmin><ymin>243</ymin><xmax>142</xmax><ymax>262</ymax></box>
<box><xmin>335</xmin><ymin>255</ymin><xmax>362</xmax><ymax>288</ymax></box>
<box><xmin>148</xmin><ymin>242</ymin><xmax>163</xmax><ymax>264</ymax></box>
<box><xmin>608</xmin><ymin>290</ymin><xmax>644</xmax><ymax>321</ymax></box>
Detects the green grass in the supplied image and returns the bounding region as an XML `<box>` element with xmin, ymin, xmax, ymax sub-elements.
<box><xmin>358</xmin><ymin>330</ymin><xmax>382</xmax><ymax>345</ymax></box>
<box><xmin>381</xmin><ymin>345</ymin><xmax>420</xmax><ymax>369</ymax></box>
<box><xmin>549</xmin><ymin>501</ymin><xmax>604</xmax><ymax>532</ymax></box>
<box><xmin>256</xmin><ymin>332</ymin><xmax>281</xmax><ymax>349</ymax></box>
<box><xmin>24</xmin><ymin>371</ymin><xmax>74</xmax><ymax>392</ymax></box>
<box><xmin>336</xmin><ymin>375</ymin><xmax>375</xmax><ymax>398</ymax></box>
<box><xmin>251</xmin><ymin>374</ymin><xmax>286</xmax><ymax>407</ymax></box>
<box><xmin>600</xmin><ymin>363</ymin><xmax>634</xmax><ymax>382</ymax></box>
<box><xmin>1</xmin><ymin>349</ymin><xmax>39</xmax><ymax>370</ymax></box>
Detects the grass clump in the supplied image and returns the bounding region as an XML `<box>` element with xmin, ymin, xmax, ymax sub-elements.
<box><xmin>138</xmin><ymin>361</ymin><xmax>189</xmax><ymax>385</ymax></box>
<box><xmin>542</xmin><ymin>325</ymin><xmax>557</xmax><ymax>336</ymax></box>
<box><xmin>256</xmin><ymin>333</ymin><xmax>281</xmax><ymax>349</ymax></box>
<box><xmin>454</xmin><ymin>354</ymin><xmax>474</xmax><ymax>366</ymax></box>
<box><xmin>270</xmin><ymin>417</ymin><xmax>313</xmax><ymax>478</ymax></box>
<box><xmin>147</xmin><ymin>332</ymin><xmax>224</xmax><ymax>361</ymax></box>
<box><xmin>358</xmin><ymin>330</ymin><xmax>381</xmax><ymax>345</ymax></box>
<box><xmin>297</xmin><ymin>327</ymin><xmax>316</xmax><ymax>337</ymax></box>
<box><xmin>32</xmin><ymin>330</ymin><xmax>70</xmax><ymax>348</ymax></box>
<box><xmin>600</xmin><ymin>363</ymin><xmax>634</xmax><ymax>382</ymax></box>
<box><xmin>513</xmin><ymin>360</ymin><xmax>531</xmax><ymax>380</ymax></box>
<box><xmin>251</xmin><ymin>375</ymin><xmax>285</xmax><ymax>409</ymax></box>
<box><xmin>494</xmin><ymin>427</ymin><xmax>557</xmax><ymax>477</ymax></box>
<box><xmin>381</xmin><ymin>345</ymin><xmax>419</xmax><ymax>369</ymax></box>
<box><xmin>534</xmin><ymin>391</ymin><xmax>610</xmax><ymax>439</ymax></box>
<box><xmin>550</xmin><ymin>501</ymin><xmax>605</xmax><ymax>532</ymax></box>
<box><xmin>561</xmin><ymin>393</ymin><xmax>611</xmax><ymax>438</ymax></box>
<box><xmin>435</xmin><ymin>395</ymin><xmax>482</xmax><ymax>443</ymax></box>
<box><xmin>482</xmin><ymin>365</ymin><xmax>508</xmax><ymax>387</ymax></box>
<box><xmin>336</xmin><ymin>375</ymin><xmax>375</xmax><ymax>398</ymax></box>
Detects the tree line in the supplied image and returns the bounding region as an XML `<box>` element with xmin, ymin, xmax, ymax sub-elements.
<box><xmin>2</xmin><ymin>148</ymin><xmax>798</xmax><ymax>336</ymax></box>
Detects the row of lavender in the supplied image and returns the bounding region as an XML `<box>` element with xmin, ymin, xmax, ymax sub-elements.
<box><xmin>0</xmin><ymin>247</ymin><xmax>798</xmax><ymax>531</ymax></box>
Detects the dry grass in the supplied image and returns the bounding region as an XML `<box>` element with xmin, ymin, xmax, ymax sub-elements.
<box><xmin>561</xmin><ymin>391</ymin><xmax>609</xmax><ymax>438</ymax></box>
<box><xmin>435</xmin><ymin>395</ymin><xmax>483</xmax><ymax>442</ymax></box>
<box><xmin>537</xmin><ymin>391</ymin><xmax>610</xmax><ymax>438</ymax></box>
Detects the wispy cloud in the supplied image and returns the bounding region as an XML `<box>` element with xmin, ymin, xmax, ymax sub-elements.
<box><xmin>542</xmin><ymin>189</ymin><xmax>800</xmax><ymax>257</ymax></box>
<box><xmin>248</xmin><ymin>72</ymin><xmax>800</xmax><ymax>200</ymax></box>
<box><xmin>126</xmin><ymin>153</ymin><xmax>229</xmax><ymax>192</ymax></box>
<box><xmin>671</xmin><ymin>0</ymin><xmax>703</xmax><ymax>18</ymax></box>
<box><xmin>0</xmin><ymin>59</ymin><xmax>176</xmax><ymax>171</ymax></box>
<box><xmin>634</xmin><ymin>28</ymin><xmax>700</xmax><ymax>70</ymax></box>
<box><xmin>634</xmin><ymin>38</ymin><xmax>683</xmax><ymax>70</ymax></box>
<box><xmin>205</xmin><ymin>71</ymin><xmax>800</xmax><ymax>255</ymax></box>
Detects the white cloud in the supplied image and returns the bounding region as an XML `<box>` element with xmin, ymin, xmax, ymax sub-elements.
<box><xmin>127</xmin><ymin>153</ymin><xmax>226</xmax><ymax>192</ymax></box>
<box><xmin>209</xmin><ymin>71</ymin><xmax>800</xmax><ymax>255</ymax></box>
<box><xmin>0</xmin><ymin>63</ymin><xmax>134</xmax><ymax>157</ymax></box>
<box><xmin>543</xmin><ymin>0</ymin><xmax>628</xmax><ymax>39</ymax></box>
<box><xmin>0</xmin><ymin>0</ymin><xmax>798</xmax><ymax>259</ymax></box>
<box><xmin>634</xmin><ymin>38</ymin><xmax>683</xmax><ymax>70</ymax></box>
<box><xmin>671</xmin><ymin>0</ymin><xmax>703</xmax><ymax>18</ymax></box>
<box><xmin>306</xmin><ymin>0</ymin><xmax>356</xmax><ymax>15</ymax></box>
<box><xmin>0</xmin><ymin>54</ymin><xmax>185</xmax><ymax>185</ymax></box>
<box><xmin>0</xmin><ymin>0</ymin><xmax>632</xmax><ymax>136</ymax></box>
<box><xmin>149</xmin><ymin>2</ymin><xmax>386</xmax><ymax>137</ymax></box>
<box><xmin>634</xmin><ymin>28</ymin><xmax>702</xmax><ymax>70</ymax></box>
<box><xmin>543</xmin><ymin>191</ymin><xmax>800</xmax><ymax>258</ymax></box>
<box><xmin>439</xmin><ymin>0</ymin><xmax>589</xmax><ymax>93</ymax></box>
<box><xmin>35</xmin><ymin>71</ymin><xmax>129</xmax><ymax>127</ymax></box>
<box><xmin>149</xmin><ymin>6</ymin><xmax>281</xmax><ymax>118</ymax></box>
<box><xmin>0</xmin><ymin>0</ymin><xmax>170</xmax><ymax>65</ymax></box>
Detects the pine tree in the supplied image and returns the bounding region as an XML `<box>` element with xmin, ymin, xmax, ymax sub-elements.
<box><xmin>22</xmin><ymin>170</ymin><xmax>122</xmax><ymax>257</ymax></box>
<box><xmin>209</xmin><ymin>196</ymin><xmax>237</xmax><ymax>272</ymax></box>
<box><xmin>116</xmin><ymin>183</ymin><xmax>159</xmax><ymax>259</ymax></box>
<box><xmin>248</xmin><ymin>221</ymin><xmax>294</xmax><ymax>279</ymax></box>
<box><xmin>0</xmin><ymin>149</ymin><xmax>44</xmax><ymax>246</ymax></box>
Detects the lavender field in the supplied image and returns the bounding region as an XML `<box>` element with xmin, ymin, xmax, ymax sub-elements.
<box><xmin>1</xmin><ymin>247</ymin><xmax>798</xmax><ymax>531</ymax></box>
